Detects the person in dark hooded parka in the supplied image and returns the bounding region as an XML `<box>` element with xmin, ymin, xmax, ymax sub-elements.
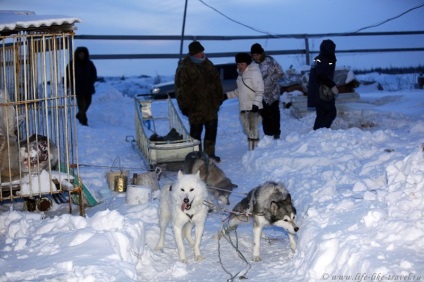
<box><xmin>308</xmin><ymin>39</ymin><xmax>338</xmax><ymax>130</ymax></box>
<box><xmin>66</xmin><ymin>46</ymin><xmax>97</xmax><ymax>126</ymax></box>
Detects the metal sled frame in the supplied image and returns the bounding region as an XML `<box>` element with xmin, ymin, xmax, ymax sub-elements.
<box><xmin>134</xmin><ymin>96</ymin><xmax>200</xmax><ymax>170</ymax></box>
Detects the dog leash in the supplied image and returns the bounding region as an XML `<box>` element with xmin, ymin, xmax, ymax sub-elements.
<box><xmin>209</xmin><ymin>202</ymin><xmax>272</xmax><ymax>281</ymax></box>
<box><xmin>205</xmin><ymin>185</ymin><xmax>248</xmax><ymax>198</ymax></box>
<box><xmin>203</xmin><ymin>200</ymin><xmax>263</xmax><ymax>218</ymax></box>
<box><xmin>217</xmin><ymin>220</ymin><xmax>251</xmax><ymax>281</ymax></box>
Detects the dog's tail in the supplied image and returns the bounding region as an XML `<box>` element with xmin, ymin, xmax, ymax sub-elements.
<box><xmin>183</xmin><ymin>151</ymin><xmax>210</xmax><ymax>174</ymax></box>
<box><xmin>188</xmin><ymin>151</ymin><xmax>209</xmax><ymax>162</ymax></box>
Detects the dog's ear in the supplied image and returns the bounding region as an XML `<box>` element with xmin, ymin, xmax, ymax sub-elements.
<box><xmin>284</xmin><ymin>193</ymin><xmax>292</xmax><ymax>204</ymax></box>
<box><xmin>270</xmin><ymin>201</ymin><xmax>279</xmax><ymax>215</ymax></box>
<box><xmin>231</xmin><ymin>183</ymin><xmax>238</xmax><ymax>188</ymax></box>
<box><xmin>177</xmin><ymin>170</ymin><xmax>184</xmax><ymax>179</ymax></box>
<box><xmin>194</xmin><ymin>170</ymin><xmax>201</xmax><ymax>179</ymax></box>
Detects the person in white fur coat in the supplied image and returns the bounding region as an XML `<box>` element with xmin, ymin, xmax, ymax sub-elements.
<box><xmin>223</xmin><ymin>53</ymin><xmax>264</xmax><ymax>150</ymax></box>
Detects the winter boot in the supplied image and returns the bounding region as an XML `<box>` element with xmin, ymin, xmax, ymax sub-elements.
<box><xmin>204</xmin><ymin>140</ymin><xmax>220</xmax><ymax>162</ymax></box>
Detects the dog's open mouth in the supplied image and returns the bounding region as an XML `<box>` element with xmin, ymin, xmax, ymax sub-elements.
<box><xmin>181</xmin><ymin>197</ymin><xmax>192</xmax><ymax>211</ymax></box>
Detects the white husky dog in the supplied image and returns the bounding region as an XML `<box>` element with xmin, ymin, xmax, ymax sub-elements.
<box><xmin>155</xmin><ymin>170</ymin><xmax>209</xmax><ymax>263</ymax></box>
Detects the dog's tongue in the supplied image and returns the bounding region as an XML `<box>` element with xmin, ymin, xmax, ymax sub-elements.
<box><xmin>181</xmin><ymin>202</ymin><xmax>191</xmax><ymax>211</ymax></box>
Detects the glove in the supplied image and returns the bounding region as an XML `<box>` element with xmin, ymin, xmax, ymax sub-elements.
<box><xmin>331</xmin><ymin>86</ymin><xmax>339</xmax><ymax>95</ymax></box>
<box><xmin>251</xmin><ymin>105</ymin><xmax>259</xmax><ymax>113</ymax></box>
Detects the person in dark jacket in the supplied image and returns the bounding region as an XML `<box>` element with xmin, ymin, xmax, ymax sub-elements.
<box><xmin>175</xmin><ymin>41</ymin><xmax>224</xmax><ymax>162</ymax></box>
<box><xmin>308</xmin><ymin>39</ymin><xmax>338</xmax><ymax>130</ymax></box>
<box><xmin>66</xmin><ymin>46</ymin><xmax>97</xmax><ymax>126</ymax></box>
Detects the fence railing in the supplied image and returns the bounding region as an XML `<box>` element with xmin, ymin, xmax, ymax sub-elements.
<box><xmin>74</xmin><ymin>31</ymin><xmax>424</xmax><ymax>75</ymax></box>
<box><xmin>75</xmin><ymin>31</ymin><xmax>424</xmax><ymax>65</ymax></box>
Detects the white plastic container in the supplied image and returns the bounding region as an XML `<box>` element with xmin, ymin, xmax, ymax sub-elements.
<box><xmin>126</xmin><ymin>185</ymin><xmax>151</xmax><ymax>205</ymax></box>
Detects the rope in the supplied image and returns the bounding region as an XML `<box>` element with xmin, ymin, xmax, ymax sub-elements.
<box><xmin>217</xmin><ymin>214</ymin><xmax>251</xmax><ymax>281</ymax></box>
<box><xmin>75</xmin><ymin>163</ymin><xmax>146</xmax><ymax>170</ymax></box>
<box><xmin>203</xmin><ymin>200</ymin><xmax>265</xmax><ymax>281</ymax></box>
<box><xmin>206</xmin><ymin>185</ymin><xmax>248</xmax><ymax>198</ymax></box>
<box><xmin>218</xmin><ymin>227</ymin><xmax>251</xmax><ymax>281</ymax></box>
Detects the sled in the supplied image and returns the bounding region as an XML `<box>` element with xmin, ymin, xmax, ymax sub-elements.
<box><xmin>133</xmin><ymin>96</ymin><xmax>200</xmax><ymax>170</ymax></box>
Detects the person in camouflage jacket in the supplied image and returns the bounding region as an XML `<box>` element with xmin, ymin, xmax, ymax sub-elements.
<box><xmin>251</xmin><ymin>43</ymin><xmax>284</xmax><ymax>139</ymax></box>
<box><xmin>175</xmin><ymin>41</ymin><xmax>224</xmax><ymax>162</ymax></box>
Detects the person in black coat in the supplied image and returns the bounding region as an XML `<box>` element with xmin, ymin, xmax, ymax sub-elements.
<box><xmin>66</xmin><ymin>46</ymin><xmax>97</xmax><ymax>126</ymax></box>
<box><xmin>308</xmin><ymin>40</ymin><xmax>339</xmax><ymax>130</ymax></box>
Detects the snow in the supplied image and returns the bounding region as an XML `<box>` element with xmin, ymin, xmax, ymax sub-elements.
<box><xmin>1</xmin><ymin>73</ymin><xmax>424</xmax><ymax>281</ymax></box>
<box><xmin>0</xmin><ymin>10</ymin><xmax>80</xmax><ymax>33</ymax></box>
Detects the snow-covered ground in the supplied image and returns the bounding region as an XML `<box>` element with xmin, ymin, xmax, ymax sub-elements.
<box><xmin>1</xmin><ymin>72</ymin><xmax>423</xmax><ymax>282</ymax></box>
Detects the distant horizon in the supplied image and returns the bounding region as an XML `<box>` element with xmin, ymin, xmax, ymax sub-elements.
<box><xmin>97</xmin><ymin>65</ymin><xmax>424</xmax><ymax>79</ymax></box>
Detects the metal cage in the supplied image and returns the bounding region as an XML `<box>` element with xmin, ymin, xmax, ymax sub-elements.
<box><xmin>0</xmin><ymin>23</ymin><xmax>82</xmax><ymax>213</ymax></box>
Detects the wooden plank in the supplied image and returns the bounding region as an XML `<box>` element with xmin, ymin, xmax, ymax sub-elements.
<box><xmin>288</xmin><ymin>92</ymin><xmax>361</xmax><ymax>118</ymax></box>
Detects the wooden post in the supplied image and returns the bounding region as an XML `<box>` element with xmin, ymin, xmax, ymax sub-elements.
<box><xmin>304</xmin><ymin>35</ymin><xmax>310</xmax><ymax>65</ymax></box>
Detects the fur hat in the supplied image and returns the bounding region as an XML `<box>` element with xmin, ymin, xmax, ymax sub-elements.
<box><xmin>250</xmin><ymin>43</ymin><xmax>264</xmax><ymax>55</ymax></box>
<box><xmin>235</xmin><ymin>52</ymin><xmax>252</xmax><ymax>65</ymax></box>
<box><xmin>188</xmin><ymin>41</ymin><xmax>205</xmax><ymax>55</ymax></box>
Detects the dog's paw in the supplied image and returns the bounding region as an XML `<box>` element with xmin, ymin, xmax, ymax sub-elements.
<box><xmin>289</xmin><ymin>241</ymin><xmax>297</xmax><ymax>253</ymax></box>
<box><xmin>194</xmin><ymin>255</ymin><xmax>205</xmax><ymax>261</ymax></box>
<box><xmin>252</xmin><ymin>256</ymin><xmax>262</xmax><ymax>262</ymax></box>
<box><xmin>154</xmin><ymin>245</ymin><xmax>163</xmax><ymax>252</ymax></box>
<box><xmin>213</xmin><ymin>232</ymin><xmax>224</xmax><ymax>240</ymax></box>
<box><xmin>215</xmin><ymin>230</ymin><xmax>225</xmax><ymax>240</ymax></box>
<box><xmin>180</xmin><ymin>258</ymin><xmax>189</xmax><ymax>264</ymax></box>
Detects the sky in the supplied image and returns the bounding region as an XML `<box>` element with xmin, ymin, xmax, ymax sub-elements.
<box><xmin>1</xmin><ymin>0</ymin><xmax>424</xmax><ymax>76</ymax></box>
<box><xmin>1</xmin><ymin>71</ymin><xmax>424</xmax><ymax>281</ymax></box>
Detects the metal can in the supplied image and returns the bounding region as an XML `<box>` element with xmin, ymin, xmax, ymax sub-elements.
<box><xmin>114</xmin><ymin>175</ymin><xmax>128</xmax><ymax>193</ymax></box>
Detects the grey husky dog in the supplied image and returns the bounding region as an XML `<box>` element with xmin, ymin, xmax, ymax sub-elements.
<box><xmin>184</xmin><ymin>151</ymin><xmax>238</xmax><ymax>206</ymax></box>
<box><xmin>226</xmin><ymin>181</ymin><xmax>299</xmax><ymax>262</ymax></box>
<box><xmin>155</xmin><ymin>171</ymin><xmax>209</xmax><ymax>263</ymax></box>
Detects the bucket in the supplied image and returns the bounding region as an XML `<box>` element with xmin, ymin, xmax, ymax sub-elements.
<box><xmin>106</xmin><ymin>171</ymin><xmax>129</xmax><ymax>190</ymax></box>
<box><xmin>132</xmin><ymin>167</ymin><xmax>161</xmax><ymax>193</ymax></box>
<box><xmin>106</xmin><ymin>156</ymin><xmax>129</xmax><ymax>191</ymax></box>
<box><xmin>126</xmin><ymin>185</ymin><xmax>151</xmax><ymax>205</ymax></box>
